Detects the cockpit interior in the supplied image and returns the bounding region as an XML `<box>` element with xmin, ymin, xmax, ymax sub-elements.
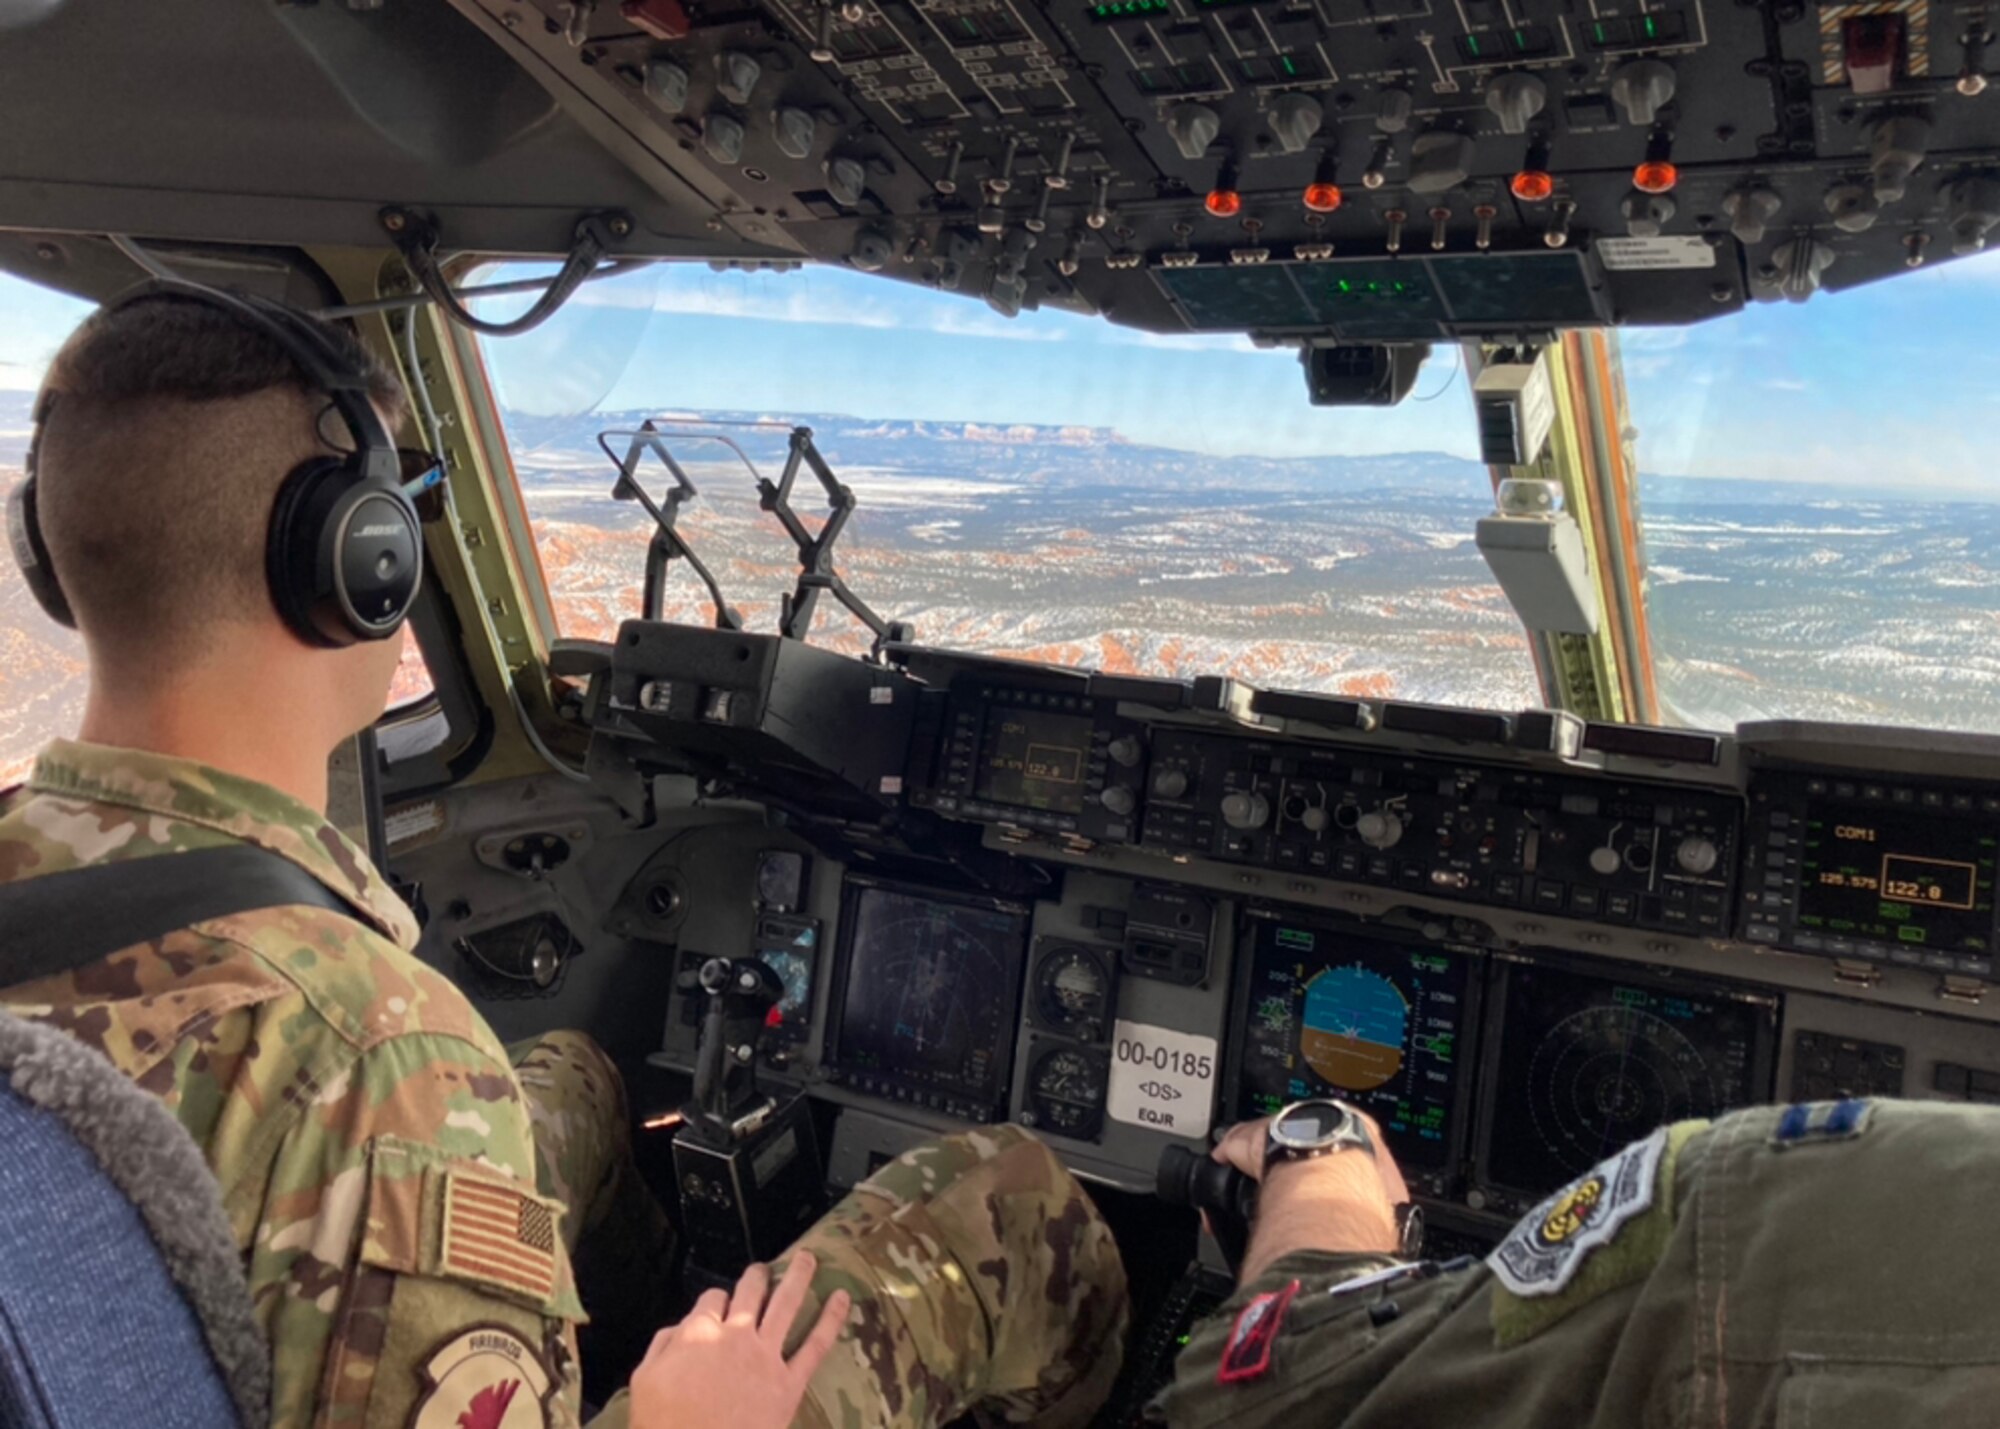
<box><xmin>3</xmin><ymin>0</ymin><xmax>1998</xmax><ymax>1417</ymax></box>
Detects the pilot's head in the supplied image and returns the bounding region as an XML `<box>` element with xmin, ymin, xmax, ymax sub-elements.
<box><xmin>32</xmin><ymin>294</ymin><xmax>411</xmax><ymax>738</ymax></box>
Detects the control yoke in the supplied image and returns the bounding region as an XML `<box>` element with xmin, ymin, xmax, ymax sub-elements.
<box><xmin>1157</xmin><ymin>1144</ymin><xmax>1255</xmax><ymax>1275</ymax></box>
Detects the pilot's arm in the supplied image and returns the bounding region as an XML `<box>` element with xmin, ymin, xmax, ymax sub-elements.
<box><xmin>244</xmin><ymin>1027</ymin><xmax>595</xmax><ymax>1428</ymax></box>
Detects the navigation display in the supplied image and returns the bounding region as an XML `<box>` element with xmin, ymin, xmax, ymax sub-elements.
<box><xmin>1480</xmin><ymin>959</ymin><xmax>1775</xmax><ymax>1199</ymax></box>
<box><xmin>1795</xmin><ymin>803</ymin><xmax>1998</xmax><ymax>956</ymax></box>
<box><xmin>827</xmin><ymin>883</ymin><xmax>1031</xmax><ymax>1115</ymax></box>
<box><xmin>1231</xmin><ymin>918</ymin><xmax>1473</xmax><ymax>1171</ymax></box>
<box><xmin>975</xmin><ymin>708</ymin><xmax>1093</xmax><ymax>814</ymax></box>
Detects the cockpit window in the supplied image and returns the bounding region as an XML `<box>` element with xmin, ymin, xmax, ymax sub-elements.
<box><xmin>1625</xmin><ymin>251</ymin><xmax>2000</xmax><ymax>735</ymax></box>
<box><xmin>473</xmin><ymin>261</ymin><xmax>1545</xmax><ymax>709</ymax></box>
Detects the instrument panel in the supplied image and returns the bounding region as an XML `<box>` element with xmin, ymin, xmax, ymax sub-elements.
<box><xmin>582</xmin><ymin>624</ymin><xmax>2000</xmax><ymax>1240</ymax></box>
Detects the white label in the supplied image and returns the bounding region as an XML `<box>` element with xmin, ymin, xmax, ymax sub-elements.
<box><xmin>1595</xmin><ymin>236</ymin><xmax>1717</xmax><ymax>271</ymax></box>
<box><xmin>382</xmin><ymin>799</ymin><xmax>445</xmax><ymax>847</ymax></box>
<box><xmin>1106</xmin><ymin>1019</ymin><xmax>1219</xmax><ymax>1140</ymax></box>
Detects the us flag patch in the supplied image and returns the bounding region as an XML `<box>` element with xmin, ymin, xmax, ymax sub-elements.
<box><xmin>440</xmin><ymin>1171</ymin><xmax>560</xmax><ymax>1303</ymax></box>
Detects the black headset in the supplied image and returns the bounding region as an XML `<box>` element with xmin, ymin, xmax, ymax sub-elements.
<box><xmin>5</xmin><ymin>279</ymin><xmax>424</xmax><ymax>648</ymax></box>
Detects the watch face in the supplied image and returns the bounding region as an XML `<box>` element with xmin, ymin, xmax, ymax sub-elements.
<box><xmin>1276</xmin><ymin>1100</ymin><xmax>1352</xmax><ymax>1147</ymax></box>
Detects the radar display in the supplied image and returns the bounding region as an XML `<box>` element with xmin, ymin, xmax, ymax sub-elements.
<box><xmin>1234</xmin><ymin>918</ymin><xmax>1473</xmax><ymax>1171</ymax></box>
<box><xmin>828</xmin><ymin>883</ymin><xmax>1031</xmax><ymax>1114</ymax></box>
<box><xmin>1484</xmin><ymin>960</ymin><xmax>1775</xmax><ymax>1198</ymax></box>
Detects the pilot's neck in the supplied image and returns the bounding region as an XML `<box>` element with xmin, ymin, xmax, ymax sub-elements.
<box><xmin>78</xmin><ymin>677</ymin><xmax>335</xmax><ymax>815</ymax></box>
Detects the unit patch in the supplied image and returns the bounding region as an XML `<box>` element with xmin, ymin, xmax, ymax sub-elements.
<box><xmin>410</xmin><ymin>1325</ymin><xmax>553</xmax><ymax>1429</ymax></box>
<box><xmin>1489</xmin><ymin>1125</ymin><xmax>1667</xmax><ymax>1300</ymax></box>
<box><xmin>1216</xmin><ymin>1279</ymin><xmax>1301</xmax><ymax>1385</ymax></box>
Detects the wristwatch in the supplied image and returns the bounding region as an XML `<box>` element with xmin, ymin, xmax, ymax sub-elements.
<box><xmin>1264</xmin><ymin>1098</ymin><xmax>1375</xmax><ymax>1168</ymax></box>
<box><xmin>1263</xmin><ymin>1099</ymin><xmax>1425</xmax><ymax>1259</ymax></box>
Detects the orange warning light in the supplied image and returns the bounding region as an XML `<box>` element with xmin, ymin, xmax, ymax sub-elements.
<box><xmin>1205</xmin><ymin>187</ymin><xmax>1244</xmax><ymax>218</ymax></box>
<box><xmin>1510</xmin><ymin>169</ymin><xmax>1555</xmax><ymax>202</ymax></box>
<box><xmin>1303</xmin><ymin>182</ymin><xmax>1344</xmax><ymax>213</ymax></box>
<box><xmin>1633</xmin><ymin>160</ymin><xmax>1679</xmax><ymax>194</ymax></box>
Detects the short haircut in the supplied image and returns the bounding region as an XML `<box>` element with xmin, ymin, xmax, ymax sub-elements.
<box><xmin>34</xmin><ymin>293</ymin><xmax>409</xmax><ymax>666</ymax></box>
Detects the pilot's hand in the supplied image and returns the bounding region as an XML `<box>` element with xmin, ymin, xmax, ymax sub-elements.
<box><xmin>628</xmin><ymin>1252</ymin><xmax>851</xmax><ymax>1429</ymax></box>
<box><xmin>1211</xmin><ymin>1113</ymin><xmax>1410</xmax><ymax>1281</ymax></box>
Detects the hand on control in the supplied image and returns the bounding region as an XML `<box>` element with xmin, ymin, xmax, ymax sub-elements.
<box><xmin>629</xmin><ymin>1252</ymin><xmax>851</xmax><ymax>1429</ymax></box>
<box><xmin>1212</xmin><ymin>1112</ymin><xmax>1410</xmax><ymax>1280</ymax></box>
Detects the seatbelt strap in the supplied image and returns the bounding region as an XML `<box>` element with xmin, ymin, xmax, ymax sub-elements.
<box><xmin>0</xmin><ymin>844</ymin><xmax>363</xmax><ymax>988</ymax></box>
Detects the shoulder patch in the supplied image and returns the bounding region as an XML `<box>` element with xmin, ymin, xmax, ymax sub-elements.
<box><xmin>1488</xmin><ymin>1121</ymin><xmax>1707</xmax><ymax>1348</ymax></box>
<box><xmin>411</xmin><ymin>1325</ymin><xmax>552</xmax><ymax>1429</ymax></box>
<box><xmin>441</xmin><ymin>1170</ymin><xmax>561</xmax><ymax>1305</ymax></box>
<box><xmin>1217</xmin><ymin>1279</ymin><xmax>1300</xmax><ymax>1385</ymax></box>
<box><xmin>1490</xmin><ymin>1126</ymin><xmax>1667</xmax><ymax>1301</ymax></box>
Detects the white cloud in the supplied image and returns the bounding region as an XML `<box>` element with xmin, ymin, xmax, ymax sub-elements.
<box><xmin>0</xmin><ymin>362</ymin><xmax>42</xmax><ymax>393</ymax></box>
<box><xmin>633</xmin><ymin>273</ymin><xmax>1068</xmax><ymax>344</ymax></box>
<box><xmin>618</xmin><ymin>263</ymin><xmax>1266</xmax><ymax>354</ymax></box>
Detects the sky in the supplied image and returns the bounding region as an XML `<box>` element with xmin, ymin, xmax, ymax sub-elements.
<box><xmin>3</xmin><ymin>244</ymin><xmax>1997</xmax><ymax>490</ymax></box>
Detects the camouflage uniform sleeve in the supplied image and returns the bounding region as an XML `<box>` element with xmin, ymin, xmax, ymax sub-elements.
<box><xmin>247</xmin><ymin>1029</ymin><xmax>592</xmax><ymax>1429</ymax></box>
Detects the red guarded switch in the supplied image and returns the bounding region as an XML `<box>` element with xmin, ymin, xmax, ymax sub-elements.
<box><xmin>1844</xmin><ymin>13</ymin><xmax>1905</xmax><ymax>96</ymax></box>
<box><xmin>623</xmin><ymin>0</ymin><xmax>692</xmax><ymax>41</ymax></box>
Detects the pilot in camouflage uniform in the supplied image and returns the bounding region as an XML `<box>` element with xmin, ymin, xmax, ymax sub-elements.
<box><xmin>0</xmin><ymin>739</ymin><xmax>1133</xmax><ymax>1429</ymax></box>
<box><xmin>1162</xmin><ymin>1098</ymin><xmax>2000</xmax><ymax>1429</ymax></box>
<box><xmin>0</xmin><ymin>739</ymin><xmax>669</xmax><ymax>1429</ymax></box>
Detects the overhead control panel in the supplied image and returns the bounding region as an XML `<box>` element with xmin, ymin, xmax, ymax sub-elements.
<box><xmin>460</xmin><ymin>0</ymin><xmax>2000</xmax><ymax>340</ymax></box>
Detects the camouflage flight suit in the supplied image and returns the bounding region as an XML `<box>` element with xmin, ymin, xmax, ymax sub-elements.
<box><xmin>1162</xmin><ymin>1099</ymin><xmax>2000</xmax><ymax>1429</ymax></box>
<box><xmin>0</xmin><ymin>740</ymin><xmax>665</xmax><ymax>1429</ymax></box>
<box><xmin>772</xmin><ymin>1123</ymin><xmax>1131</xmax><ymax>1429</ymax></box>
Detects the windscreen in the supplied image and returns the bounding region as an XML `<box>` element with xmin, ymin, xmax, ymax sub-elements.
<box><xmin>467</xmin><ymin>261</ymin><xmax>1542</xmax><ymax>711</ymax></box>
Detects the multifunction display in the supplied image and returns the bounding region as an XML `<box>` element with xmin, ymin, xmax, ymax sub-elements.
<box><xmin>1745</xmin><ymin>773</ymin><xmax>2000</xmax><ymax>977</ymax></box>
<box><xmin>977</xmin><ymin>708</ymin><xmax>1093</xmax><ymax>815</ymax></box>
<box><xmin>911</xmin><ymin>680</ymin><xmax>1147</xmax><ymax>842</ymax></box>
<box><xmin>1797</xmin><ymin>805</ymin><xmax>1996</xmax><ymax>955</ymax></box>
<box><xmin>1230</xmin><ymin>916</ymin><xmax>1474</xmax><ymax>1189</ymax></box>
<box><xmin>825</xmin><ymin>882</ymin><xmax>1031</xmax><ymax>1121</ymax></box>
<box><xmin>1477</xmin><ymin>958</ymin><xmax>1775</xmax><ymax>1209</ymax></box>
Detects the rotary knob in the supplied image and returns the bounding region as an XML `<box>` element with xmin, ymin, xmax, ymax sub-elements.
<box><xmin>1675</xmin><ymin>836</ymin><xmax>1720</xmax><ymax>875</ymax></box>
<box><xmin>1221</xmin><ymin>791</ymin><xmax>1271</xmax><ymax>830</ymax></box>
<box><xmin>1484</xmin><ymin>72</ymin><xmax>1547</xmax><ymax>136</ymax></box>
<box><xmin>1589</xmin><ymin>845</ymin><xmax>1623</xmax><ymax>876</ymax></box>
<box><xmin>1152</xmin><ymin>768</ymin><xmax>1190</xmax><ymax>801</ymax></box>
<box><xmin>1356</xmin><ymin>810</ymin><xmax>1404</xmax><ymax>849</ymax></box>
<box><xmin>1609</xmin><ymin>59</ymin><xmax>1676</xmax><ymax>128</ymax></box>
<box><xmin>1101</xmin><ymin>786</ymin><xmax>1137</xmax><ymax>818</ymax></box>
<box><xmin>1166</xmin><ymin>103</ymin><xmax>1221</xmax><ymax>161</ymax></box>
<box><xmin>1108</xmin><ymin>735</ymin><xmax>1144</xmax><ymax>768</ymax></box>
<box><xmin>773</xmin><ymin>106</ymin><xmax>817</xmax><ymax>161</ymax></box>
<box><xmin>1406</xmin><ymin>130</ymin><xmax>1475</xmax><ymax>195</ymax></box>
<box><xmin>1300</xmin><ymin>805</ymin><xmax>1331</xmax><ymax>834</ymax></box>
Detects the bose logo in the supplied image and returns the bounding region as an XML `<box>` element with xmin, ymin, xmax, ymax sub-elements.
<box><xmin>353</xmin><ymin>525</ymin><xmax>405</xmax><ymax>538</ymax></box>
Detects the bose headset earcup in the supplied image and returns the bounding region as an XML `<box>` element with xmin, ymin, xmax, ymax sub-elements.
<box><xmin>6</xmin><ymin>476</ymin><xmax>75</xmax><ymax>630</ymax></box>
<box><xmin>266</xmin><ymin>457</ymin><xmax>423</xmax><ymax>649</ymax></box>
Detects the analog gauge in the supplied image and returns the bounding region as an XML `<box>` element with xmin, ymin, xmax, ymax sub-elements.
<box><xmin>1029</xmin><ymin>1045</ymin><xmax>1109</xmax><ymax>1140</ymax></box>
<box><xmin>1032</xmin><ymin>943</ymin><xmax>1114</xmax><ymax>1040</ymax></box>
